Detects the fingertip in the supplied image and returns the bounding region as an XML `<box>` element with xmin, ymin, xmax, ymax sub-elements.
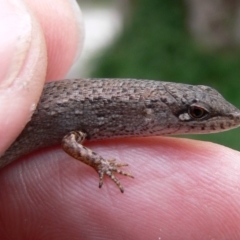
<box><xmin>0</xmin><ymin>0</ymin><xmax>47</xmax><ymax>154</ymax></box>
<box><xmin>25</xmin><ymin>0</ymin><xmax>84</xmax><ymax>80</ymax></box>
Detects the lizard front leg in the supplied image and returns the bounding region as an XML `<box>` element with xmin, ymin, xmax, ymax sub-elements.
<box><xmin>61</xmin><ymin>131</ymin><xmax>134</xmax><ymax>193</ymax></box>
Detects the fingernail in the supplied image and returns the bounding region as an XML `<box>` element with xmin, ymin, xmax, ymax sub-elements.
<box><xmin>0</xmin><ymin>0</ymin><xmax>32</xmax><ymax>88</ymax></box>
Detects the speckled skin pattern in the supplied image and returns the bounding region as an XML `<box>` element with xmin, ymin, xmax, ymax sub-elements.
<box><xmin>1</xmin><ymin>78</ymin><xmax>240</xmax><ymax>191</ymax></box>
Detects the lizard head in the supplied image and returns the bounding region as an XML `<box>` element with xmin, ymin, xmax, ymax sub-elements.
<box><xmin>162</xmin><ymin>83</ymin><xmax>240</xmax><ymax>134</ymax></box>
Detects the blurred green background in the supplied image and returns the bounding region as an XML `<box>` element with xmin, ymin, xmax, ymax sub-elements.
<box><xmin>88</xmin><ymin>0</ymin><xmax>240</xmax><ymax>150</ymax></box>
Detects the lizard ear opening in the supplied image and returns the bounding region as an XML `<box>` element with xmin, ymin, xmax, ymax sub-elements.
<box><xmin>188</xmin><ymin>105</ymin><xmax>209</xmax><ymax>119</ymax></box>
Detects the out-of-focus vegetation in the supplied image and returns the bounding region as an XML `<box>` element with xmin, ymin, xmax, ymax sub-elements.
<box><xmin>91</xmin><ymin>0</ymin><xmax>240</xmax><ymax>150</ymax></box>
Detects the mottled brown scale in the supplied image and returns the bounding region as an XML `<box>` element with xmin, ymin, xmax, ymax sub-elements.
<box><xmin>1</xmin><ymin>78</ymin><xmax>240</xmax><ymax>192</ymax></box>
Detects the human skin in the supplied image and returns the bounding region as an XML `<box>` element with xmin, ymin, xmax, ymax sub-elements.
<box><xmin>0</xmin><ymin>0</ymin><xmax>240</xmax><ymax>239</ymax></box>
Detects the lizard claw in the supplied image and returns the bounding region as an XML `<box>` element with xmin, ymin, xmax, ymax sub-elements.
<box><xmin>97</xmin><ymin>158</ymin><xmax>134</xmax><ymax>193</ymax></box>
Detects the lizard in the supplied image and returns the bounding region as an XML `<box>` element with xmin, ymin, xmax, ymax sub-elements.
<box><xmin>1</xmin><ymin>78</ymin><xmax>240</xmax><ymax>192</ymax></box>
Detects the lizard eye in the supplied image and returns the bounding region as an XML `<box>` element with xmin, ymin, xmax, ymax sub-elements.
<box><xmin>188</xmin><ymin>105</ymin><xmax>209</xmax><ymax>119</ymax></box>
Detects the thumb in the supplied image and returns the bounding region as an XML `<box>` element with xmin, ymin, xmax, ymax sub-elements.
<box><xmin>0</xmin><ymin>0</ymin><xmax>47</xmax><ymax>154</ymax></box>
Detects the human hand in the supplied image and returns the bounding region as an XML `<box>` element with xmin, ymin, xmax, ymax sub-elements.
<box><xmin>0</xmin><ymin>1</ymin><xmax>240</xmax><ymax>239</ymax></box>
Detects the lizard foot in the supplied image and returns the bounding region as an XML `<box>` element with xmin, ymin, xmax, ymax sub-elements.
<box><xmin>97</xmin><ymin>158</ymin><xmax>134</xmax><ymax>193</ymax></box>
<box><xmin>62</xmin><ymin>131</ymin><xmax>134</xmax><ymax>193</ymax></box>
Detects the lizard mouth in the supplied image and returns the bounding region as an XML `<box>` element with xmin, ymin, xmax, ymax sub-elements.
<box><xmin>228</xmin><ymin>111</ymin><xmax>240</xmax><ymax>125</ymax></box>
<box><xmin>214</xmin><ymin>112</ymin><xmax>240</xmax><ymax>132</ymax></box>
